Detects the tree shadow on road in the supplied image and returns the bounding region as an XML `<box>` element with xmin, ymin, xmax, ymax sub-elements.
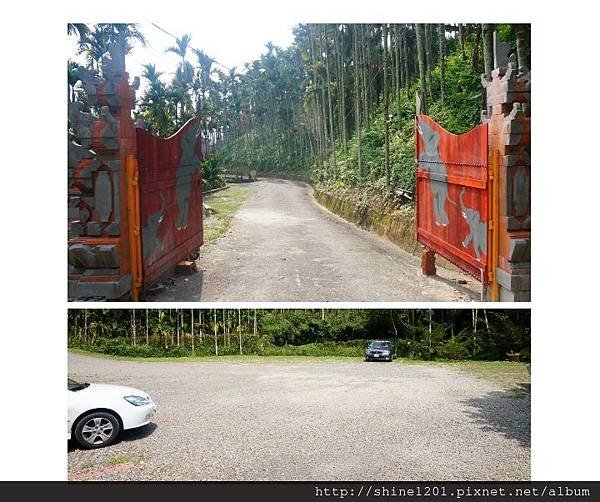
<box><xmin>461</xmin><ymin>383</ymin><xmax>531</xmax><ymax>449</ymax></box>
<box><xmin>266</xmin><ymin>177</ymin><xmax>308</xmax><ymax>187</ymax></box>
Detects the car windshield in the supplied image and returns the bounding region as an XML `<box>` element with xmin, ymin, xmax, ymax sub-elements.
<box><xmin>68</xmin><ymin>378</ymin><xmax>89</xmax><ymax>391</ymax></box>
<box><xmin>369</xmin><ymin>341</ymin><xmax>390</xmax><ymax>349</ymax></box>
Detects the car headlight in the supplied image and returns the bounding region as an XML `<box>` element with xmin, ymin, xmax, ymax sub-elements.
<box><xmin>124</xmin><ymin>395</ymin><xmax>151</xmax><ymax>406</ymax></box>
<box><xmin>382</xmin><ymin>350</ymin><xmax>390</xmax><ymax>355</ymax></box>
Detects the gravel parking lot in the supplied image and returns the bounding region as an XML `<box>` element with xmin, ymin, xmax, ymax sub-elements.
<box><xmin>68</xmin><ymin>352</ymin><xmax>530</xmax><ymax>481</ymax></box>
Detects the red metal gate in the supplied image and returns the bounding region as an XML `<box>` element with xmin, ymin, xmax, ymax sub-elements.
<box><xmin>135</xmin><ymin>118</ymin><xmax>204</xmax><ymax>287</ymax></box>
<box><xmin>415</xmin><ymin>115</ymin><xmax>489</xmax><ymax>281</ymax></box>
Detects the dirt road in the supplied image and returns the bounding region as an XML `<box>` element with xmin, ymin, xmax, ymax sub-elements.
<box><xmin>68</xmin><ymin>353</ymin><xmax>530</xmax><ymax>481</ymax></box>
<box><xmin>147</xmin><ymin>179</ymin><xmax>478</xmax><ymax>301</ymax></box>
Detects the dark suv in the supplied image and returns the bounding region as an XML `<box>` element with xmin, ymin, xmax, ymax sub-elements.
<box><xmin>365</xmin><ymin>340</ymin><xmax>396</xmax><ymax>362</ymax></box>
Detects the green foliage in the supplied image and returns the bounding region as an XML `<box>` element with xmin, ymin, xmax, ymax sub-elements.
<box><xmin>436</xmin><ymin>338</ymin><xmax>471</xmax><ymax>360</ymax></box>
<box><xmin>258</xmin><ymin>340</ymin><xmax>368</xmax><ymax>357</ymax></box>
<box><xmin>201</xmin><ymin>156</ymin><xmax>225</xmax><ymax>190</ymax></box>
<box><xmin>69</xmin><ymin>309</ymin><xmax>530</xmax><ymax>362</ymax></box>
<box><xmin>427</xmin><ymin>47</ymin><xmax>482</xmax><ymax>133</ymax></box>
<box><xmin>202</xmin><ymin>185</ymin><xmax>252</xmax><ymax>242</ymax></box>
<box><xmin>316</xmin><ymin>40</ymin><xmax>483</xmax><ymax>195</ymax></box>
<box><xmin>207</xmin><ymin>23</ymin><xmax>500</xmax><ymax>200</ymax></box>
<box><xmin>495</xmin><ymin>24</ymin><xmax>518</xmax><ymax>53</ymax></box>
<box><xmin>79</xmin><ymin>337</ymin><xmax>164</xmax><ymax>357</ymax></box>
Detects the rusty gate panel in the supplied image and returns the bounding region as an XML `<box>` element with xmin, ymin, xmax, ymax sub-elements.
<box><xmin>135</xmin><ymin>118</ymin><xmax>203</xmax><ymax>287</ymax></box>
<box><xmin>415</xmin><ymin>115</ymin><xmax>489</xmax><ymax>281</ymax></box>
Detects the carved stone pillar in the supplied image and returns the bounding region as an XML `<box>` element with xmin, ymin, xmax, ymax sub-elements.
<box><xmin>482</xmin><ymin>33</ymin><xmax>531</xmax><ymax>301</ymax></box>
<box><xmin>68</xmin><ymin>40</ymin><xmax>138</xmax><ymax>299</ymax></box>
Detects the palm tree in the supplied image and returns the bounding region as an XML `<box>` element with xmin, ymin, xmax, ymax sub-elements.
<box><xmin>79</xmin><ymin>27</ymin><xmax>109</xmax><ymax>70</ymax></box>
<box><xmin>97</xmin><ymin>23</ymin><xmax>147</xmax><ymax>50</ymax></box>
<box><xmin>166</xmin><ymin>34</ymin><xmax>194</xmax><ymax>84</ymax></box>
<box><xmin>222</xmin><ymin>67</ymin><xmax>240</xmax><ymax>150</ymax></box>
<box><xmin>353</xmin><ymin>25</ymin><xmax>362</xmax><ymax>178</ymax></box>
<box><xmin>415</xmin><ymin>24</ymin><xmax>428</xmax><ymax>114</ymax></box>
<box><xmin>212</xmin><ymin>309</ymin><xmax>219</xmax><ymax>356</ymax></box>
<box><xmin>142</xmin><ymin>63</ymin><xmax>163</xmax><ymax>85</ymax></box>
<box><xmin>68</xmin><ymin>23</ymin><xmax>90</xmax><ymax>48</ymax></box>
<box><xmin>190</xmin><ymin>309</ymin><xmax>195</xmax><ymax>356</ymax></box>
<box><xmin>193</xmin><ymin>49</ymin><xmax>214</xmax><ymax>91</ymax></box>
<box><xmin>138</xmin><ymin>63</ymin><xmax>173</xmax><ymax>136</ymax></box>
<box><xmin>438</xmin><ymin>24</ymin><xmax>446</xmax><ymax>105</ymax></box>
<box><xmin>382</xmin><ymin>23</ymin><xmax>390</xmax><ymax>188</ymax></box>
<box><xmin>168</xmin><ymin>80</ymin><xmax>193</xmax><ymax>128</ymax></box>
<box><xmin>165</xmin><ymin>34</ymin><xmax>194</xmax><ymax>125</ymax></box>
<box><xmin>155</xmin><ymin>310</ymin><xmax>170</xmax><ymax>350</ymax></box>
<box><xmin>75</xmin><ymin>24</ymin><xmax>146</xmax><ymax>71</ymax></box>
<box><xmin>193</xmin><ymin>49</ymin><xmax>215</xmax><ymax>152</ymax></box>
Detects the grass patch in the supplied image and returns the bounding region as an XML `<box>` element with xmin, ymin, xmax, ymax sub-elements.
<box><xmin>106</xmin><ymin>454</ymin><xmax>144</xmax><ymax>467</ymax></box>
<box><xmin>81</xmin><ymin>458</ymin><xmax>95</xmax><ymax>472</ymax></box>
<box><xmin>443</xmin><ymin>360</ymin><xmax>531</xmax><ymax>393</ymax></box>
<box><xmin>203</xmin><ymin>185</ymin><xmax>252</xmax><ymax>243</ymax></box>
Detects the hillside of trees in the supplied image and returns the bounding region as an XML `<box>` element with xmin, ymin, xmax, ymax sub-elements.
<box><xmin>68</xmin><ymin>309</ymin><xmax>530</xmax><ymax>361</ymax></box>
<box><xmin>68</xmin><ymin>23</ymin><xmax>530</xmax><ymax>196</ymax></box>
<box><xmin>213</xmin><ymin>23</ymin><xmax>530</xmax><ymax>197</ymax></box>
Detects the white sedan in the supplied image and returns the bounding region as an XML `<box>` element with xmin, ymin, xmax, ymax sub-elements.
<box><xmin>68</xmin><ymin>378</ymin><xmax>156</xmax><ymax>449</ymax></box>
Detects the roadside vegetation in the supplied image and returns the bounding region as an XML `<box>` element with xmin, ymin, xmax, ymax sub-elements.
<box><xmin>68</xmin><ymin>309</ymin><xmax>530</xmax><ymax>362</ymax></box>
<box><xmin>202</xmin><ymin>185</ymin><xmax>252</xmax><ymax>243</ymax></box>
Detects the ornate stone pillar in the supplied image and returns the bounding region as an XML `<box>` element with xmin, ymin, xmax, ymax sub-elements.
<box><xmin>482</xmin><ymin>33</ymin><xmax>531</xmax><ymax>301</ymax></box>
<box><xmin>68</xmin><ymin>39</ymin><xmax>139</xmax><ymax>299</ymax></box>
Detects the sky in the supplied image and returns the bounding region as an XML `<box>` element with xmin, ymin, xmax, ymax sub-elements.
<box><xmin>70</xmin><ymin>21</ymin><xmax>296</xmax><ymax>94</ymax></box>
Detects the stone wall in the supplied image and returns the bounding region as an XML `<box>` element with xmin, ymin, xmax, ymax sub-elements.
<box><xmin>315</xmin><ymin>190</ymin><xmax>466</xmax><ymax>271</ymax></box>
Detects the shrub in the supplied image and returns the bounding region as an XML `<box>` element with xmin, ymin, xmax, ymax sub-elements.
<box><xmin>437</xmin><ymin>339</ymin><xmax>470</xmax><ymax>360</ymax></box>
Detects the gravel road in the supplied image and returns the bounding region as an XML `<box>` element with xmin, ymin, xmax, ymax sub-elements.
<box><xmin>147</xmin><ymin>179</ymin><xmax>479</xmax><ymax>302</ymax></box>
<box><xmin>68</xmin><ymin>352</ymin><xmax>529</xmax><ymax>481</ymax></box>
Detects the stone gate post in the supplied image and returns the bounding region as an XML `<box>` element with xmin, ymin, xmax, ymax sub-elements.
<box><xmin>482</xmin><ymin>33</ymin><xmax>531</xmax><ymax>301</ymax></box>
<box><xmin>68</xmin><ymin>39</ymin><xmax>139</xmax><ymax>299</ymax></box>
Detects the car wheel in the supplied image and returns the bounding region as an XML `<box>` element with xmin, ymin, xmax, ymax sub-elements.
<box><xmin>74</xmin><ymin>412</ymin><xmax>120</xmax><ymax>449</ymax></box>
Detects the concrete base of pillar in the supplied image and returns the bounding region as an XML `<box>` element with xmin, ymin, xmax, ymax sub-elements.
<box><xmin>68</xmin><ymin>274</ymin><xmax>132</xmax><ymax>300</ymax></box>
